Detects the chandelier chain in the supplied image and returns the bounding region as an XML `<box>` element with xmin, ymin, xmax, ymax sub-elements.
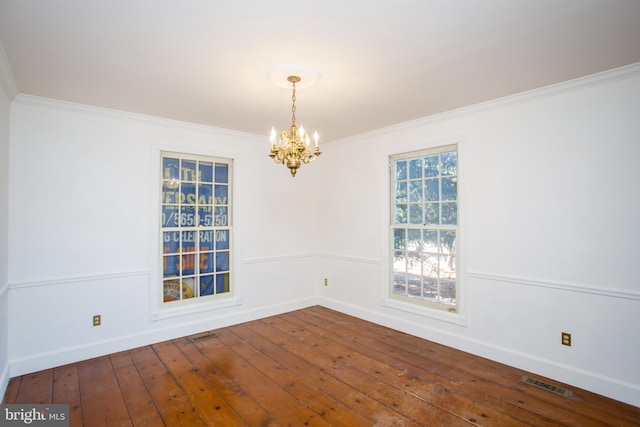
<box><xmin>291</xmin><ymin>80</ymin><xmax>297</xmax><ymax>128</ymax></box>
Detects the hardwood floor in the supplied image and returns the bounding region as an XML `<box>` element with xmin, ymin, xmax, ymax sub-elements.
<box><xmin>3</xmin><ymin>306</ymin><xmax>639</xmax><ymax>426</ymax></box>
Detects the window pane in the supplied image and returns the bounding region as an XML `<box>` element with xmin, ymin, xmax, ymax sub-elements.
<box><xmin>214</xmin><ymin>207</ymin><xmax>228</xmax><ymax>226</ymax></box>
<box><xmin>181</xmin><ymin>206</ymin><xmax>196</xmax><ymax>226</ymax></box>
<box><xmin>163</xmin><ymin>279</ymin><xmax>181</xmax><ymax>302</ymax></box>
<box><xmin>407</xmin><ymin>252</ymin><xmax>421</xmax><ymax>275</ymax></box>
<box><xmin>441</xmin><ymin>177</ymin><xmax>457</xmax><ymax>201</ymax></box>
<box><xmin>214</xmin><ymin>184</ymin><xmax>228</xmax><ymax>205</ymax></box>
<box><xmin>407</xmin><ymin>229</ymin><xmax>422</xmax><ymax>251</ymax></box>
<box><xmin>181</xmin><ymin>182</ymin><xmax>196</xmax><ymax>205</ymax></box>
<box><xmin>408</xmin><ymin>180</ymin><xmax>422</xmax><ymax>203</ymax></box>
<box><xmin>200</xmin><ymin>250</ymin><xmax>214</xmax><ymax>273</ymax></box>
<box><xmin>181</xmin><ymin>278</ymin><xmax>195</xmax><ymax>299</ymax></box>
<box><xmin>215</xmin><ymin>163</ymin><xmax>228</xmax><ymax>183</ymax></box>
<box><xmin>441</xmin><ymin>202</ymin><xmax>457</xmax><ymax>225</ymax></box>
<box><xmin>423</xmin><ymin>277</ymin><xmax>438</xmax><ymax>300</ymax></box>
<box><xmin>442</xmin><ymin>255</ymin><xmax>456</xmax><ymax>280</ymax></box>
<box><xmin>163</xmin><ymin>232</ymin><xmax>179</xmax><ymax>253</ymax></box>
<box><xmin>181</xmin><ymin>230</ymin><xmax>196</xmax><ymax>271</ymax></box>
<box><xmin>216</xmin><ymin>229</ymin><xmax>230</xmax><ymax>250</ymax></box>
<box><xmin>216</xmin><ymin>273</ymin><xmax>230</xmax><ymax>293</ymax></box>
<box><xmin>393</xmin><ymin>228</ymin><xmax>406</xmax><ymax>250</ymax></box>
<box><xmin>163</xmin><ymin>255</ymin><xmax>179</xmax><ymax>277</ymax></box>
<box><xmin>182</xmin><ymin>160</ymin><xmax>197</xmax><ymax>182</ymax></box>
<box><xmin>425</xmin><ymin>202</ymin><xmax>439</xmax><ymax>225</ymax></box>
<box><xmin>395</xmin><ymin>204</ymin><xmax>408</xmax><ymax>224</ymax></box>
<box><xmin>423</xmin><ymin>230</ymin><xmax>438</xmax><ymax>252</ymax></box>
<box><xmin>198</xmin><ymin>206</ymin><xmax>213</xmax><ymax>226</ymax></box>
<box><xmin>199</xmin><ymin>230</ymin><xmax>214</xmax><ymax>250</ymax></box>
<box><xmin>440</xmin><ymin>151</ymin><xmax>457</xmax><ymax>176</ymax></box>
<box><xmin>393</xmin><ymin>251</ymin><xmax>406</xmax><ymax>273</ymax></box>
<box><xmin>199</xmin><ymin>184</ymin><xmax>212</xmax><ymax>205</ymax></box>
<box><xmin>199</xmin><ymin>162</ymin><xmax>213</xmax><ymax>182</ymax></box>
<box><xmin>162</xmin><ymin>205</ymin><xmax>179</xmax><ymax>227</ymax></box>
<box><xmin>422</xmin><ymin>254</ymin><xmax>439</xmax><ymax>278</ymax></box>
<box><xmin>200</xmin><ymin>275</ymin><xmax>214</xmax><ymax>296</ymax></box>
<box><xmin>395</xmin><ymin>182</ymin><xmax>407</xmax><ymax>203</ymax></box>
<box><xmin>408</xmin><ymin>276</ymin><xmax>421</xmax><ymax>297</ymax></box>
<box><xmin>163</xmin><ymin>158</ymin><xmax>179</xmax><ymax>181</ymax></box>
<box><xmin>409</xmin><ymin>204</ymin><xmax>423</xmax><ymax>224</ymax></box>
<box><xmin>216</xmin><ymin>251</ymin><xmax>230</xmax><ymax>272</ymax></box>
<box><xmin>162</xmin><ymin>182</ymin><xmax>179</xmax><ymax>204</ymax></box>
<box><xmin>424</xmin><ymin>179</ymin><xmax>439</xmax><ymax>201</ymax></box>
<box><xmin>440</xmin><ymin>231</ymin><xmax>456</xmax><ymax>256</ymax></box>
<box><xmin>408</xmin><ymin>158</ymin><xmax>423</xmax><ymax>179</ymax></box>
<box><xmin>440</xmin><ymin>279</ymin><xmax>456</xmax><ymax>301</ymax></box>
<box><xmin>424</xmin><ymin>155</ymin><xmax>438</xmax><ymax>177</ymax></box>
<box><xmin>395</xmin><ymin>160</ymin><xmax>407</xmax><ymax>181</ymax></box>
<box><xmin>392</xmin><ymin>273</ymin><xmax>407</xmax><ymax>295</ymax></box>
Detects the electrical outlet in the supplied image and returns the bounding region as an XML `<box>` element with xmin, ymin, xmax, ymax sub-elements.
<box><xmin>93</xmin><ymin>315</ymin><xmax>101</xmax><ymax>327</ymax></box>
<box><xmin>324</xmin><ymin>278</ymin><xmax>328</xmax><ymax>286</ymax></box>
<box><xmin>561</xmin><ymin>332</ymin><xmax>571</xmax><ymax>346</ymax></box>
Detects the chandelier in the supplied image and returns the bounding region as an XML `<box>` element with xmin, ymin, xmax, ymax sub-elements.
<box><xmin>269</xmin><ymin>75</ymin><xmax>320</xmax><ymax>177</ymax></box>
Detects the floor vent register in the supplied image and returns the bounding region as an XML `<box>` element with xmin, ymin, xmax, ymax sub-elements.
<box><xmin>189</xmin><ymin>332</ymin><xmax>220</xmax><ymax>342</ymax></box>
<box><xmin>522</xmin><ymin>376</ymin><xmax>573</xmax><ymax>397</ymax></box>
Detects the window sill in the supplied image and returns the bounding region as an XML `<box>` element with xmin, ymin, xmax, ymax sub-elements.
<box><xmin>151</xmin><ymin>296</ymin><xmax>242</xmax><ymax>321</ymax></box>
<box><xmin>382</xmin><ymin>297</ymin><xmax>468</xmax><ymax>327</ymax></box>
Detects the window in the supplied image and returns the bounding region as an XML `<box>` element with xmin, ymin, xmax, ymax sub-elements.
<box><xmin>390</xmin><ymin>145</ymin><xmax>458</xmax><ymax>312</ymax></box>
<box><xmin>161</xmin><ymin>152</ymin><xmax>232</xmax><ymax>304</ymax></box>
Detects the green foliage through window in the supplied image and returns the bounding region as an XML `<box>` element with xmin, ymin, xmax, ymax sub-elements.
<box><xmin>390</xmin><ymin>145</ymin><xmax>458</xmax><ymax>310</ymax></box>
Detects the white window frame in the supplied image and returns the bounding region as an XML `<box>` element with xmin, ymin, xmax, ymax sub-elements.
<box><xmin>150</xmin><ymin>149</ymin><xmax>239</xmax><ymax>320</ymax></box>
<box><xmin>383</xmin><ymin>141</ymin><xmax>467</xmax><ymax>326</ymax></box>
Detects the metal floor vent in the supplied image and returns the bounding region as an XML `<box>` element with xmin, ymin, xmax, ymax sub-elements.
<box><xmin>522</xmin><ymin>376</ymin><xmax>573</xmax><ymax>397</ymax></box>
<box><xmin>189</xmin><ymin>332</ymin><xmax>219</xmax><ymax>342</ymax></box>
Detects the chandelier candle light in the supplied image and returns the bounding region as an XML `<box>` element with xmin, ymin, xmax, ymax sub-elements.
<box><xmin>269</xmin><ymin>75</ymin><xmax>321</xmax><ymax>177</ymax></box>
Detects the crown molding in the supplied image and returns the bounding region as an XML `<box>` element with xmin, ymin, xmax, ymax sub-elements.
<box><xmin>0</xmin><ymin>40</ymin><xmax>18</xmax><ymax>101</ymax></box>
<box><xmin>12</xmin><ymin>93</ymin><xmax>263</xmax><ymax>141</ymax></box>
<box><xmin>326</xmin><ymin>62</ymin><xmax>640</xmax><ymax>147</ymax></box>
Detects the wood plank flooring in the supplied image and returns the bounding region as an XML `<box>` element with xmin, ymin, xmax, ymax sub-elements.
<box><xmin>4</xmin><ymin>306</ymin><xmax>639</xmax><ymax>426</ymax></box>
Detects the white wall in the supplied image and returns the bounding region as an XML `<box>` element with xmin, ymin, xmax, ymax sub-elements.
<box><xmin>0</xmin><ymin>51</ymin><xmax>12</xmax><ymax>398</ymax></box>
<box><xmin>316</xmin><ymin>65</ymin><xmax>640</xmax><ymax>406</ymax></box>
<box><xmin>6</xmin><ymin>97</ymin><xmax>321</xmax><ymax>377</ymax></box>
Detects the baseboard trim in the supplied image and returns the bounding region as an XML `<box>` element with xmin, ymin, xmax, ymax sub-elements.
<box><xmin>1</xmin><ymin>282</ymin><xmax>8</xmax><ymax>401</ymax></box>
<box><xmin>318</xmin><ymin>296</ymin><xmax>640</xmax><ymax>407</ymax></box>
<box><xmin>9</xmin><ymin>296</ymin><xmax>318</xmax><ymax>378</ymax></box>
<box><xmin>0</xmin><ymin>360</ymin><xmax>9</xmax><ymax>403</ymax></box>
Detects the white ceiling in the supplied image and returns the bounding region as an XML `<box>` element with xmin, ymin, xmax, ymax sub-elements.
<box><xmin>1</xmin><ymin>0</ymin><xmax>639</xmax><ymax>142</ymax></box>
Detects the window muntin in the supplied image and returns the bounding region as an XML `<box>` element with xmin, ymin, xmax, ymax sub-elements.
<box><xmin>391</xmin><ymin>145</ymin><xmax>458</xmax><ymax>311</ymax></box>
<box><xmin>161</xmin><ymin>153</ymin><xmax>232</xmax><ymax>304</ymax></box>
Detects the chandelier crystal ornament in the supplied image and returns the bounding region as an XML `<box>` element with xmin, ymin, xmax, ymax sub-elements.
<box><xmin>269</xmin><ymin>75</ymin><xmax>320</xmax><ymax>177</ymax></box>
